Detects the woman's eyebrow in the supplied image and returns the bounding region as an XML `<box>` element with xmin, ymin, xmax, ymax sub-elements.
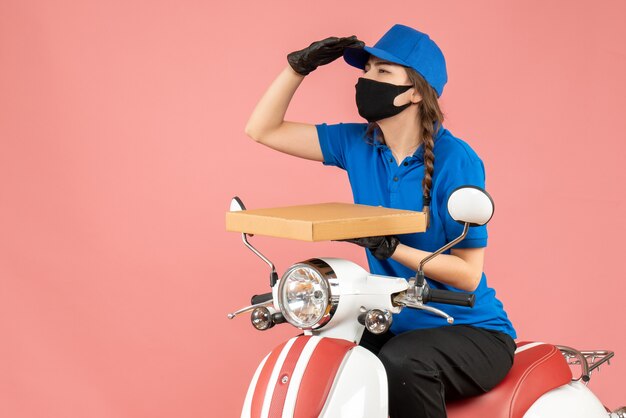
<box><xmin>366</xmin><ymin>60</ymin><xmax>397</xmax><ymax>67</ymax></box>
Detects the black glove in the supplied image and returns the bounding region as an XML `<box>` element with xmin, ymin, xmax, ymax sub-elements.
<box><xmin>338</xmin><ymin>236</ymin><xmax>400</xmax><ymax>260</ymax></box>
<box><xmin>287</xmin><ymin>35</ymin><xmax>365</xmax><ymax>76</ymax></box>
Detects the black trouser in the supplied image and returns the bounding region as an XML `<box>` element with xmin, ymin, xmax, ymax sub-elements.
<box><xmin>360</xmin><ymin>325</ymin><xmax>516</xmax><ymax>418</ymax></box>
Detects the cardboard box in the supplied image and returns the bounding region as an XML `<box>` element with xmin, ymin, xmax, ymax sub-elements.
<box><xmin>226</xmin><ymin>202</ymin><xmax>426</xmax><ymax>241</ymax></box>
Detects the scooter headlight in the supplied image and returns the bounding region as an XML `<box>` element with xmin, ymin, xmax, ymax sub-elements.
<box><xmin>277</xmin><ymin>260</ymin><xmax>337</xmax><ymax>330</ymax></box>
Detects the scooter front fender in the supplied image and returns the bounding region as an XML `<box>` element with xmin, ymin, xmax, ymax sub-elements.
<box><xmin>241</xmin><ymin>335</ymin><xmax>388</xmax><ymax>418</ymax></box>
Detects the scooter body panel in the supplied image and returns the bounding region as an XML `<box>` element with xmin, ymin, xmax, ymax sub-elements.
<box><xmin>241</xmin><ymin>336</ymin><xmax>387</xmax><ymax>418</ymax></box>
<box><xmin>320</xmin><ymin>345</ymin><xmax>388</xmax><ymax>418</ymax></box>
<box><xmin>241</xmin><ymin>353</ymin><xmax>270</xmax><ymax>418</ymax></box>
<box><xmin>524</xmin><ymin>381</ymin><xmax>609</xmax><ymax>418</ymax></box>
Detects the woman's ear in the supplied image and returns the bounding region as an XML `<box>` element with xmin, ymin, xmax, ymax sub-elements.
<box><xmin>411</xmin><ymin>89</ymin><xmax>423</xmax><ymax>104</ymax></box>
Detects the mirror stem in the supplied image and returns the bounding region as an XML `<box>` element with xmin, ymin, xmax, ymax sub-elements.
<box><xmin>415</xmin><ymin>222</ymin><xmax>470</xmax><ymax>287</ymax></box>
<box><xmin>241</xmin><ymin>232</ymin><xmax>278</xmax><ymax>287</ymax></box>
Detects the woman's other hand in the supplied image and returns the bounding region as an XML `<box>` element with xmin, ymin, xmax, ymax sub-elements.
<box><xmin>287</xmin><ymin>35</ymin><xmax>365</xmax><ymax>76</ymax></box>
<box><xmin>338</xmin><ymin>235</ymin><xmax>400</xmax><ymax>260</ymax></box>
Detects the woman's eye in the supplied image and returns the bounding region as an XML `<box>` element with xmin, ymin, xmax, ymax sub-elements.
<box><xmin>378</xmin><ymin>69</ymin><xmax>388</xmax><ymax>73</ymax></box>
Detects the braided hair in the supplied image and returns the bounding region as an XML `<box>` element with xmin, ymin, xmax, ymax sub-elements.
<box><xmin>364</xmin><ymin>68</ymin><xmax>444</xmax><ymax>226</ymax></box>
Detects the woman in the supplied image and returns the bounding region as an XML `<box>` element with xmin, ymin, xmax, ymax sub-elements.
<box><xmin>245</xmin><ymin>23</ymin><xmax>517</xmax><ymax>418</ymax></box>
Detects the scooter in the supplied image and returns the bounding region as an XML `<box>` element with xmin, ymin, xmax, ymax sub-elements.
<box><xmin>227</xmin><ymin>186</ymin><xmax>625</xmax><ymax>418</ymax></box>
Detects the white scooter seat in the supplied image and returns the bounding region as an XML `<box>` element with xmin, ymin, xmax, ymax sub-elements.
<box><xmin>446</xmin><ymin>341</ymin><xmax>572</xmax><ymax>418</ymax></box>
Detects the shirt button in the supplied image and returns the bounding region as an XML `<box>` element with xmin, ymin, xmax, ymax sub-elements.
<box><xmin>393</xmin><ymin>177</ymin><xmax>398</xmax><ymax>182</ymax></box>
<box><xmin>389</xmin><ymin>158</ymin><xmax>393</xmax><ymax>162</ymax></box>
<box><xmin>403</xmin><ymin>161</ymin><xmax>408</xmax><ymax>166</ymax></box>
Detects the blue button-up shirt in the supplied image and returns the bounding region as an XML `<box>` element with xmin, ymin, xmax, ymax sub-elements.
<box><xmin>316</xmin><ymin>122</ymin><xmax>516</xmax><ymax>338</ymax></box>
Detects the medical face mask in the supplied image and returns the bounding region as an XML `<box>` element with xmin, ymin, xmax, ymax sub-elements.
<box><xmin>355</xmin><ymin>77</ymin><xmax>414</xmax><ymax>122</ymax></box>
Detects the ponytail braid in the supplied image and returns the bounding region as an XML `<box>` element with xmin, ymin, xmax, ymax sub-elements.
<box><xmin>420</xmin><ymin>113</ymin><xmax>436</xmax><ymax>223</ymax></box>
<box><xmin>409</xmin><ymin>69</ymin><xmax>443</xmax><ymax>225</ymax></box>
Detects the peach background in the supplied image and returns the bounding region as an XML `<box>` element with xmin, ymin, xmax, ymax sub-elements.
<box><xmin>1</xmin><ymin>0</ymin><xmax>625</xmax><ymax>416</ymax></box>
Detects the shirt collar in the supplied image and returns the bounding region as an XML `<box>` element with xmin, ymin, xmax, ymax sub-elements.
<box><xmin>373</xmin><ymin>124</ymin><xmax>446</xmax><ymax>159</ymax></box>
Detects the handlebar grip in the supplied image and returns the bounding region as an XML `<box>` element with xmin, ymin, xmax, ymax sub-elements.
<box><xmin>425</xmin><ymin>288</ymin><xmax>475</xmax><ymax>308</ymax></box>
<box><xmin>251</xmin><ymin>292</ymin><xmax>273</xmax><ymax>305</ymax></box>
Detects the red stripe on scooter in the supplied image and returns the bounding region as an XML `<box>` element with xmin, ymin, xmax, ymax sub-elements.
<box><xmin>293</xmin><ymin>338</ymin><xmax>356</xmax><ymax>418</ymax></box>
<box><xmin>267</xmin><ymin>336</ymin><xmax>311</xmax><ymax>418</ymax></box>
<box><xmin>250</xmin><ymin>340</ymin><xmax>288</xmax><ymax>418</ymax></box>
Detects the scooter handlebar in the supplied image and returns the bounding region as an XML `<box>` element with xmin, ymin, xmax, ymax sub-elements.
<box><xmin>251</xmin><ymin>292</ymin><xmax>273</xmax><ymax>305</ymax></box>
<box><xmin>424</xmin><ymin>288</ymin><xmax>475</xmax><ymax>308</ymax></box>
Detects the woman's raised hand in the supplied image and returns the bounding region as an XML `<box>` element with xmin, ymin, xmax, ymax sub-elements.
<box><xmin>287</xmin><ymin>35</ymin><xmax>365</xmax><ymax>76</ymax></box>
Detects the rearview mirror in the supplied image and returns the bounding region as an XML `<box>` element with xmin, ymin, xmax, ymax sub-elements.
<box><xmin>230</xmin><ymin>196</ymin><xmax>246</xmax><ymax>212</ymax></box>
<box><xmin>447</xmin><ymin>186</ymin><xmax>494</xmax><ymax>226</ymax></box>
